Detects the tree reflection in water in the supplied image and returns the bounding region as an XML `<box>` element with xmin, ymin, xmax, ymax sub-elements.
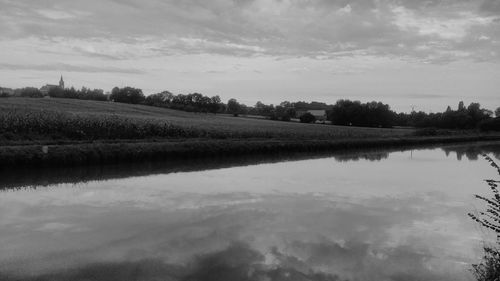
<box><xmin>2</xmin><ymin>141</ymin><xmax>499</xmax><ymax>190</ymax></box>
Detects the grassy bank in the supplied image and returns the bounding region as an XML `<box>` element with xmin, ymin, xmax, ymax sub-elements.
<box><xmin>3</xmin><ymin>141</ymin><xmax>500</xmax><ymax>189</ymax></box>
<box><xmin>1</xmin><ymin>98</ymin><xmax>499</xmax><ymax>168</ymax></box>
<box><xmin>2</xmin><ymin>135</ymin><xmax>499</xmax><ymax>168</ymax></box>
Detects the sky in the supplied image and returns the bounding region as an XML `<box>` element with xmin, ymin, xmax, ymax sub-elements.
<box><xmin>0</xmin><ymin>0</ymin><xmax>499</xmax><ymax>112</ymax></box>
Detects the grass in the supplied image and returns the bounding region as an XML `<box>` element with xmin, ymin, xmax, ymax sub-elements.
<box><xmin>0</xmin><ymin>98</ymin><xmax>499</xmax><ymax>167</ymax></box>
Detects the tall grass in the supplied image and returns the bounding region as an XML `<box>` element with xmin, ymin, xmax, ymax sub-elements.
<box><xmin>469</xmin><ymin>155</ymin><xmax>500</xmax><ymax>280</ymax></box>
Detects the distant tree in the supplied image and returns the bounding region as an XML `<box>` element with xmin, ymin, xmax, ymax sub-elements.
<box><xmin>252</xmin><ymin>101</ymin><xmax>275</xmax><ymax>117</ymax></box>
<box><xmin>478</xmin><ymin>117</ymin><xmax>500</xmax><ymax>132</ymax></box>
<box><xmin>293</xmin><ymin>101</ymin><xmax>330</xmax><ymax>110</ymax></box>
<box><xmin>227</xmin><ymin>98</ymin><xmax>242</xmax><ymax>116</ymax></box>
<box><xmin>17</xmin><ymin>87</ymin><xmax>43</xmax><ymax>98</ymax></box>
<box><xmin>145</xmin><ymin>91</ymin><xmax>174</xmax><ymax>107</ymax></box>
<box><xmin>110</xmin><ymin>87</ymin><xmax>145</xmax><ymax>104</ymax></box>
<box><xmin>327</xmin><ymin>100</ymin><xmax>362</xmax><ymax>126</ymax></box>
<box><xmin>111</xmin><ymin>87</ymin><xmax>120</xmax><ymax>98</ymax></box>
<box><xmin>327</xmin><ymin>99</ymin><xmax>395</xmax><ymax>128</ymax></box>
<box><xmin>161</xmin><ymin>92</ymin><xmax>224</xmax><ymax>113</ymax></box>
<box><xmin>286</xmin><ymin>107</ymin><xmax>296</xmax><ymax>119</ymax></box>
<box><xmin>64</xmin><ymin>87</ymin><xmax>79</xmax><ymax>99</ymax></box>
<box><xmin>299</xmin><ymin>112</ymin><xmax>316</xmax><ymax>123</ymax></box>
<box><xmin>467</xmin><ymin>102</ymin><xmax>491</xmax><ymax>127</ymax></box>
<box><xmin>279</xmin><ymin>101</ymin><xmax>292</xmax><ymax>108</ymax></box>
<box><xmin>80</xmin><ymin>88</ymin><xmax>107</xmax><ymax>101</ymax></box>
<box><xmin>393</xmin><ymin>101</ymin><xmax>495</xmax><ymax>129</ymax></box>
<box><xmin>495</xmin><ymin>107</ymin><xmax>500</xmax><ymax>118</ymax></box>
<box><xmin>277</xmin><ymin>101</ymin><xmax>296</xmax><ymax>120</ymax></box>
<box><xmin>458</xmin><ymin>101</ymin><xmax>465</xmax><ymax>111</ymax></box>
<box><xmin>48</xmin><ymin>87</ymin><xmax>65</xmax><ymax>98</ymax></box>
<box><xmin>209</xmin><ymin>95</ymin><xmax>222</xmax><ymax>113</ymax></box>
<box><xmin>239</xmin><ymin>103</ymin><xmax>249</xmax><ymax>115</ymax></box>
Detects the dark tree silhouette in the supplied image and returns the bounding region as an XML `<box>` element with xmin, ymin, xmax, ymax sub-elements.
<box><xmin>17</xmin><ymin>87</ymin><xmax>43</xmax><ymax>98</ymax></box>
<box><xmin>227</xmin><ymin>98</ymin><xmax>242</xmax><ymax>116</ymax></box>
<box><xmin>48</xmin><ymin>86</ymin><xmax>107</xmax><ymax>101</ymax></box>
<box><xmin>299</xmin><ymin>112</ymin><xmax>316</xmax><ymax>123</ymax></box>
<box><xmin>110</xmin><ymin>87</ymin><xmax>145</xmax><ymax>104</ymax></box>
<box><xmin>327</xmin><ymin>99</ymin><xmax>395</xmax><ymax>128</ymax></box>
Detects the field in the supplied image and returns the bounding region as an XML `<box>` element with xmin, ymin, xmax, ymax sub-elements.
<box><xmin>1</xmin><ymin>98</ymin><xmax>497</xmax><ymax>167</ymax></box>
<box><xmin>0</xmin><ymin>98</ymin><xmax>413</xmax><ymax>144</ymax></box>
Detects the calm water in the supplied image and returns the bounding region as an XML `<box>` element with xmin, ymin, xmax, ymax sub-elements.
<box><xmin>1</xmin><ymin>142</ymin><xmax>500</xmax><ymax>281</ymax></box>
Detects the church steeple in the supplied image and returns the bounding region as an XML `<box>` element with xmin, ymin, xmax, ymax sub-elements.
<box><xmin>59</xmin><ymin>75</ymin><xmax>64</xmax><ymax>89</ymax></box>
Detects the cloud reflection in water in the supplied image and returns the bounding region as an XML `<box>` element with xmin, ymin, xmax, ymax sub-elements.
<box><xmin>1</xmin><ymin>143</ymin><xmax>499</xmax><ymax>280</ymax></box>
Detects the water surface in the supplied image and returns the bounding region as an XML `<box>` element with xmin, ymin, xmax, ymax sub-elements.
<box><xmin>1</xmin><ymin>142</ymin><xmax>500</xmax><ymax>281</ymax></box>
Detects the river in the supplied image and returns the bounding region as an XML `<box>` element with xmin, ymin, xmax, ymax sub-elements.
<box><xmin>1</xmin><ymin>142</ymin><xmax>499</xmax><ymax>281</ymax></box>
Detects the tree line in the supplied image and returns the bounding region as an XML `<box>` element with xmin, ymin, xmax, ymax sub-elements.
<box><xmin>49</xmin><ymin>86</ymin><xmax>107</xmax><ymax>101</ymax></box>
<box><xmin>225</xmin><ymin>98</ymin><xmax>500</xmax><ymax>131</ymax></box>
<box><xmin>6</xmin><ymin>86</ymin><xmax>107</xmax><ymax>101</ymax></box>
<box><xmin>109</xmin><ymin>87</ymin><xmax>225</xmax><ymax>114</ymax></box>
<box><xmin>2</xmin><ymin>84</ymin><xmax>499</xmax><ymax>131</ymax></box>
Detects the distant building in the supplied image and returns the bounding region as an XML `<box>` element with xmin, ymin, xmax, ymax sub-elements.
<box><xmin>40</xmin><ymin>75</ymin><xmax>64</xmax><ymax>96</ymax></box>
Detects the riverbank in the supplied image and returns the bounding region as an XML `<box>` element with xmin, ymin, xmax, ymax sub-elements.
<box><xmin>3</xmin><ymin>140</ymin><xmax>499</xmax><ymax>189</ymax></box>
<box><xmin>1</xmin><ymin>135</ymin><xmax>500</xmax><ymax>168</ymax></box>
<box><xmin>1</xmin><ymin>98</ymin><xmax>500</xmax><ymax>168</ymax></box>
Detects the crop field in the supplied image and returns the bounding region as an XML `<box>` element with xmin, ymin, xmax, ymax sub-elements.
<box><xmin>0</xmin><ymin>98</ymin><xmax>414</xmax><ymax>144</ymax></box>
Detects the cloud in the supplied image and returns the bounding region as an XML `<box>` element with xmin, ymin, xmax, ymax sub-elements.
<box><xmin>0</xmin><ymin>184</ymin><xmax>478</xmax><ymax>280</ymax></box>
<box><xmin>0</xmin><ymin>63</ymin><xmax>145</xmax><ymax>74</ymax></box>
<box><xmin>0</xmin><ymin>0</ymin><xmax>498</xmax><ymax>63</ymax></box>
<box><xmin>0</xmin><ymin>242</ymin><xmax>342</xmax><ymax>281</ymax></box>
<box><xmin>0</xmin><ymin>240</ymin><xmax>463</xmax><ymax>281</ymax></box>
<box><xmin>392</xmin><ymin>6</ymin><xmax>495</xmax><ymax>41</ymax></box>
<box><xmin>36</xmin><ymin>9</ymin><xmax>87</xmax><ymax>20</ymax></box>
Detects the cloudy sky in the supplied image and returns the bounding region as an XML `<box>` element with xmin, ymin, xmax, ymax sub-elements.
<box><xmin>0</xmin><ymin>0</ymin><xmax>499</xmax><ymax>112</ymax></box>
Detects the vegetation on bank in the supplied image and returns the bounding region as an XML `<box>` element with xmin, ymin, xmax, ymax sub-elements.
<box><xmin>1</xmin><ymin>135</ymin><xmax>497</xmax><ymax>168</ymax></box>
<box><xmin>469</xmin><ymin>155</ymin><xmax>500</xmax><ymax>280</ymax></box>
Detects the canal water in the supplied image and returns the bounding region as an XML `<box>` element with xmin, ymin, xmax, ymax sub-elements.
<box><xmin>1</xmin><ymin>142</ymin><xmax>499</xmax><ymax>281</ymax></box>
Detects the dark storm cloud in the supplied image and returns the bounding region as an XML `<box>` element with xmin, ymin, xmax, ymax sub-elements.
<box><xmin>1</xmin><ymin>0</ymin><xmax>498</xmax><ymax>63</ymax></box>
